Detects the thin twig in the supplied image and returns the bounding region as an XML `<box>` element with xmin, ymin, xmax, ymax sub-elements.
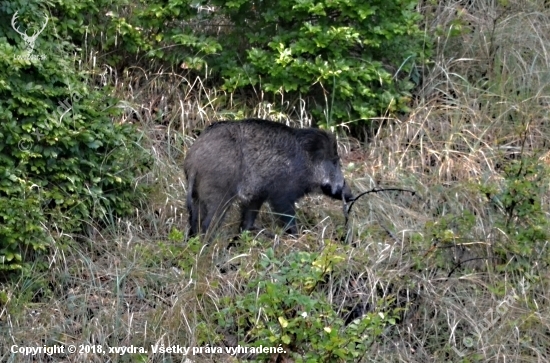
<box><xmin>343</xmin><ymin>187</ymin><xmax>416</xmax><ymax>228</ymax></box>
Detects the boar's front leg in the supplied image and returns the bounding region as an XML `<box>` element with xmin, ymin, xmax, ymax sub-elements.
<box><xmin>269</xmin><ymin>198</ymin><xmax>298</xmax><ymax>235</ymax></box>
<box><xmin>239</xmin><ymin>198</ymin><xmax>266</xmax><ymax>232</ymax></box>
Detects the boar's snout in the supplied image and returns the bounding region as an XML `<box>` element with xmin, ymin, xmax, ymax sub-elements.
<box><xmin>342</xmin><ymin>181</ymin><xmax>354</xmax><ymax>202</ymax></box>
<box><xmin>321</xmin><ymin>180</ymin><xmax>353</xmax><ymax>202</ymax></box>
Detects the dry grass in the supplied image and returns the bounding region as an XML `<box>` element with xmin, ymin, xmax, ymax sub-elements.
<box><xmin>2</xmin><ymin>1</ymin><xmax>550</xmax><ymax>362</ymax></box>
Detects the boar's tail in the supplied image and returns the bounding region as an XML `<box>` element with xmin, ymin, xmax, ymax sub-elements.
<box><xmin>186</xmin><ymin>172</ymin><xmax>196</xmax><ymax>212</ymax></box>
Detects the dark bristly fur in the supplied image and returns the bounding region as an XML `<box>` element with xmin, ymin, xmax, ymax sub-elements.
<box><xmin>184</xmin><ymin>119</ymin><xmax>353</xmax><ymax>237</ymax></box>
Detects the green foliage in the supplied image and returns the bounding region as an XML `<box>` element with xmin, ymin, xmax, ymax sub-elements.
<box><xmin>216</xmin><ymin>246</ymin><xmax>396</xmax><ymax>361</ymax></box>
<box><xmin>136</xmin><ymin>229</ymin><xmax>202</xmax><ymax>273</ymax></box>
<box><xmin>46</xmin><ymin>0</ymin><xmax>427</xmax><ymax>128</ymax></box>
<box><xmin>0</xmin><ymin>1</ymin><xmax>151</xmax><ymax>272</ymax></box>
<box><xmin>422</xmin><ymin>211</ymin><xmax>477</xmax><ymax>269</ymax></box>
<box><xmin>425</xmin><ymin>211</ymin><xmax>476</xmax><ymax>245</ymax></box>
<box><xmin>210</xmin><ymin>0</ymin><xmax>426</xmax><ymax>126</ymax></box>
<box><xmin>49</xmin><ymin>0</ymin><xmax>221</xmax><ymax>68</ymax></box>
<box><xmin>484</xmin><ymin>158</ymin><xmax>550</xmax><ymax>271</ymax></box>
<box><xmin>420</xmin><ymin>156</ymin><xmax>550</xmax><ymax>273</ymax></box>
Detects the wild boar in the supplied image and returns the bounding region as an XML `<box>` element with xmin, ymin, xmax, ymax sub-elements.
<box><xmin>184</xmin><ymin>118</ymin><xmax>353</xmax><ymax>236</ymax></box>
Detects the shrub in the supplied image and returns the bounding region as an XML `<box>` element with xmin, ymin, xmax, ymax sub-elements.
<box><xmin>47</xmin><ymin>0</ymin><xmax>427</xmax><ymax>128</ymax></box>
<box><xmin>486</xmin><ymin>158</ymin><xmax>550</xmax><ymax>271</ymax></box>
<box><xmin>210</xmin><ymin>0</ymin><xmax>427</xmax><ymax>127</ymax></box>
<box><xmin>0</xmin><ymin>1</ymin><xmax>151</xmax><ymax>272</ymax></box>
<box><xmin>216</xmin><ymin>246</ymin><xmax>396</xmax><ymax>361</ymax></box>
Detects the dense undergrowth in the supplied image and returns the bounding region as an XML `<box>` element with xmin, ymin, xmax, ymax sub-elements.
<box><xmin>2</xmin><ymin>0</ymin><xmax>550</xmax><ymax>362</ymax></box>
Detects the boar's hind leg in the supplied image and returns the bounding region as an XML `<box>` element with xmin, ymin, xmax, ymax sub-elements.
<box><xmin>187</xmin><ymin>203</ymin><xmax>199</xmax><ymax>237</ymax></box>
<box><xmin>186</xmin><ymin>175</ymin><xmax>197</xmax><ymax>237</ymax></box>
<box><xmin>201</xmin><ymin>196</ymin><xmax>232</xmax><ymax>235</ymax></box>
<box><xmin>270</xmin><ymin>199</ymin><xmax>298</xmax><ymax>235</ymax></box>
<box><xmin>239</xmin><ymin>198</ymin><xmax>266</xmax><ymax>232</ymax></box>
<box><xmin>186</xmin><ymin>190</ymin><xmax>202</xmax><ymax>237</ymax></box>
<box><xmin>187</xmin><ymin>199</ymin><xmax>206</xmax><ymax>237</ymax></box>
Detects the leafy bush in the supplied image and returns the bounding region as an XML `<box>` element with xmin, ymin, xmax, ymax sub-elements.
<box><xmin>0</xmin><ymin>1</ymin><xmax>150</xmax><ymax>272</ymax></box>
<box><xmin>216</xmin><ymin>246</ymin><xmax>396</xmax><ymax>361</ymax></box>
<box><xmin>46</xmin><ymin>0</ymin><xmax>427</xmax><ymax>128</ymax></box>
<box><xmin>210</xmin><ymin>0</ymin><xmax>426</xmax><ymax>126</ymax></box>
<box><xmin>485</xmin><ymin>158</ymin><xmax>550</xmax><ymax>271</ymax></box>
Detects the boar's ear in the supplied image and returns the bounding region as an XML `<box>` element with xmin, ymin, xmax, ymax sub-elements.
<box><xmin>297</xmin><ymin>129</ymin><xmax>334</xmax><ymax>159</ymax></box>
